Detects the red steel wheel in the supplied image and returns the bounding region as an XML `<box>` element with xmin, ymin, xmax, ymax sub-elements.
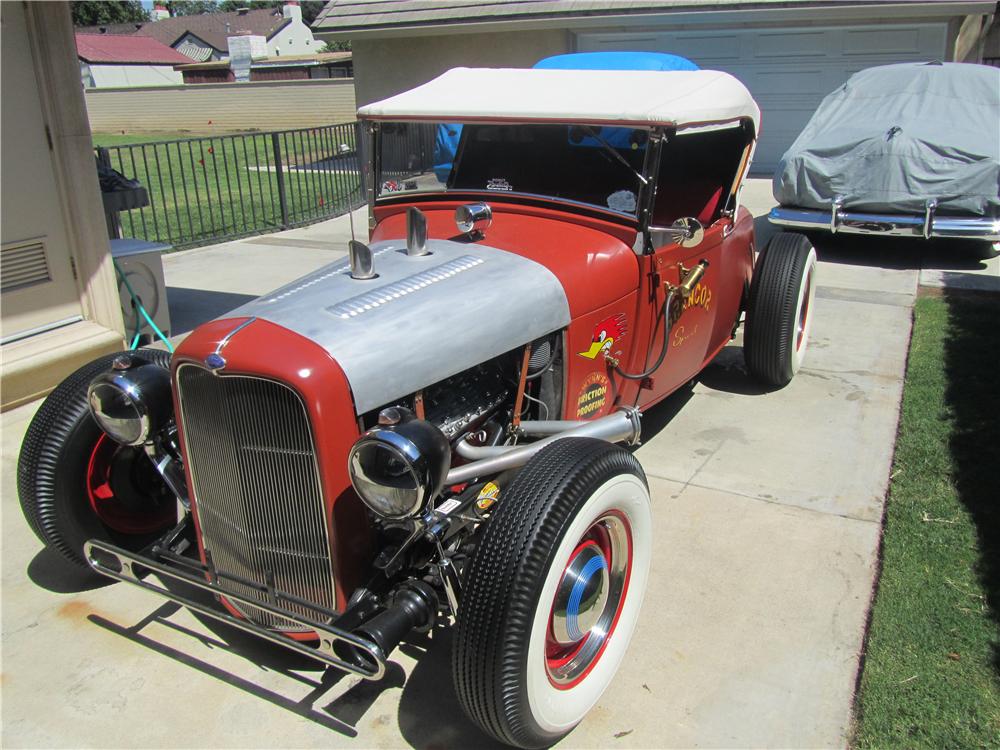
<box><xmin>86</xmin><ymin>433</ymin><xmax>176</xmax><ymax>535</ymax></box>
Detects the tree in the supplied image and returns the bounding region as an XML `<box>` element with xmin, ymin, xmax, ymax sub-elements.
<box><xmin>71</xmin><ymin>1</ymin><xmax>149</xmax><ymax>26</ymax></box>
<box><xmin>321</xmin><ymin>40</ymin><xmax>351</xmax><ymax>53</ymax></box>
<box><xmin>166</xmin><ymin>1</ymin><xmax>219</xmax><ymax>16</ymax></box>
<box><xmin>217</xmin><ymin>0</ymin><xmax>327</xmax><ymax>26</ymax></box>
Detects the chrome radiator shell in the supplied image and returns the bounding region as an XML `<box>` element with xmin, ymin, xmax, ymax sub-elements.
<box><xmin>175</xmin><ymin>363</ymin><xmax>336</xmax><ymax>630</ymax></box>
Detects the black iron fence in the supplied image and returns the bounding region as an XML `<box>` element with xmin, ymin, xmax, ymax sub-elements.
<box><xmin>98</xmin><ymin>122</ymin><xmax>368</xmax><ymax>250</ymax></box>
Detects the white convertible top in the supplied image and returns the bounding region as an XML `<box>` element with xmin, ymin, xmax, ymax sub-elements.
<box><xmin>358</xmin><ymin>67</ymin><xmax>760</xmax><ymax>132</ymax></box>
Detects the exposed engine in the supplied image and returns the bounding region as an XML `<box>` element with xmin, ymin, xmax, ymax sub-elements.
<box><xmin>361</xmin><ymin>333</ymin><xmax>563</xmax><ymax>444</ymax></box>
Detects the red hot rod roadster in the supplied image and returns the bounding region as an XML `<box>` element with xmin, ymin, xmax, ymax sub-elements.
<box><xmin>18</xmin><ymin>66</ymin><xmax>816</xmax><ymax>748</ymax></box>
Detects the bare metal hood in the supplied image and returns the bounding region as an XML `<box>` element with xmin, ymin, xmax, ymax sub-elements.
<box><xmin>229</xmin><ymin>239</ymin><xmax>571</xmax><ymax>414</ymax></box>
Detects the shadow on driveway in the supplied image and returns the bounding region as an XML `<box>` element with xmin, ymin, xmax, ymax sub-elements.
<box><xmin>167</xmin><ymin>287</ymin><xmax>257</xmax><ymax>336</ymax></box>
<box><xmin>798</xmin><ymin>233</ymin><xmax>994</xmax><ymax>272</ymax></box>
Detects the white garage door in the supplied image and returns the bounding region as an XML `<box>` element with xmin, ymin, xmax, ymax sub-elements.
<box><xmin>577</xmin><ymin>24</ymin><xmax>947</xmax><ymax>173</ymax></box>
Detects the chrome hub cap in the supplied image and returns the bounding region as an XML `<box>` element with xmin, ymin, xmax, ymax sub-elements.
<box><xmin>551</xmin><ymin>541</ymin><xmax>610</xmax><ymax>645</ymax></box>
<box><xmin>546</xmin><ymin>513</ymin><xmax>632</xmax><ymax>688</ymax></box>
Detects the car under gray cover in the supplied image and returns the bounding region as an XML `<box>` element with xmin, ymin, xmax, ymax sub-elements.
<box><xmin>772</xmin><ymin>62</ymin><xmax>1000</xmax><ymax>217</ymax></box>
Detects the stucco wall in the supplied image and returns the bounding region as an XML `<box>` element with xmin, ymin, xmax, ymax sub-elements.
<box><xmin>351</xmin><ymin>29</ymin><xmax>570</xmax><ymax>106</ymax></box>
<box><xmin>267</xmin><ymin>16</ymin><xmax>317</xmax><ymax>57</ymax></box>
<box><xmin>84</xmin><ymin>78</ymin><xmax>356</xmax><ymax>132</ymax></box>
<box><xmin>88</xmin><ymin>63</ymin><xmax>183</xmax><ymax>88</ymax></box>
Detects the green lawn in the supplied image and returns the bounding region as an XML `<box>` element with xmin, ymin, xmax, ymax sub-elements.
<box><xmin>853</xmin><ymin>291</ymin><xmax>1000</xmax><ymax>747</ymax></box>
<box><xmin>93</xmin><ymin>128</ymin><xmax>362</xmax><ymax>249</ymax></box>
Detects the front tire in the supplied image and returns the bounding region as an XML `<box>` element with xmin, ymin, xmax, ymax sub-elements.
<box><xmin>744</xmin><ymin>231</ymin><xmax>817</xmax><ymax>387</ymax></box>
<box><xmin>17</xmin><ymin>348</ymin><xmax>177</xmax><ymax>570</ymax></box>
<box><xmin>453</xmin><ymin>438</ymin><xmax>652</xmax><ymax>748</ymax></box>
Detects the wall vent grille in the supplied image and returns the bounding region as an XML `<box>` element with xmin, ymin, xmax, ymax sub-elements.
<box><xmin>1</xmin><ymin>240</ymin><xmax>51</xmax><ymax>293</ymax></box>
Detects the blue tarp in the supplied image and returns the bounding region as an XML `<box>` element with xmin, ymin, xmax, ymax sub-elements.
<box><xmin>533</xmin><ymin>51</ymin><xmax>698</xmax><ymax>72</ymax></box>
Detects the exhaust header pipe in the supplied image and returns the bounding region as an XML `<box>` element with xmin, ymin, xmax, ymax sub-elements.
<box><xmin>447</xmin><ymin>407</ymin><xmax>641</xmax><ymax>484</ymax></box>
<box><xmin>406</xmin><ymin>207</ymin><xmax>429</xmax><ymax>256</ymax></box>
<box><xmin>349</xmin><ymin>240</ymin><xmax>376</xmax><ymax>280</ymax></box>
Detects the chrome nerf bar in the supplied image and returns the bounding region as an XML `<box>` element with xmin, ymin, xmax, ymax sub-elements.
<box><xmin>769</xmin><ymin>205</ymin><xmax>1000</xmax><ymax>242</ymax></box>
<box><xmin>84</xmin><ymin>539</ymin><xmax>387</xmax><ymax>680</ymax></box>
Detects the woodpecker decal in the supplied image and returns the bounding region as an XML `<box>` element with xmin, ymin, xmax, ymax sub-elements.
<box><xmin>578</xmin><ymin>313</ymin><xmax>627</xmax><ymax>360</ymax></box>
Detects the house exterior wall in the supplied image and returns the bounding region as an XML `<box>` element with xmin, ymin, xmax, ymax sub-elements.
<box><xmin>87</xmin><ymin>62</ymin><xmax>183</xmax><ymax>87</ymax></box>
<box><xmin>181</xmin><ymin>68</ymin><xmax>236</xmax><ymax>84</ymax></box>
<box><xmin>2</xmin><ymin>2</ymin><xmax>124</xmax><ymax>410</ymax></box>
<box><xmin>84</xmin><ymin>78</ymin><xmax>356</xmax><ymax>131</ymax></box>
<box><xmin>351</xmin><ymin>29</ymin><xmax>570</xmax><ymax>106</ymax></box>
<box><xmin>267</xmin><ymin>17</ymin><xmax>317</xmax><ymax>57</ymax></box>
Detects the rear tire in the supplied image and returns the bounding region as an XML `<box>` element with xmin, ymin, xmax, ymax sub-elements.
<box><xmin>744</xmin><ymin>231</ymin><xmax>817</xmax><ymax>387</ymax></box>
<box><xmin>17</xmin><ymin>348</ymin><xmax>177</xmax><ymax>570</ymax></box>
<box><xmin>453</xmin><ymin>438</ymin><xmax>652</xmax><ymax>749</ymax></box>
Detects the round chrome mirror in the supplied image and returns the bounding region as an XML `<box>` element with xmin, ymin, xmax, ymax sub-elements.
<box><xmin>672</xmin><ymin>217</ymin><xmax>705</xmax><ymax>248</ymax></box>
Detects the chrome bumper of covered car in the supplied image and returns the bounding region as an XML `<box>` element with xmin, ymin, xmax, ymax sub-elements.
<box><xmin>84</xmin><ymin>535</ymin><xmax>387</xmax><ymax>680</ymax></box>
<box><xmin>769</xmin><ymin>203</ymin><xmax>1000</xmax><ymax>242</ymax></box>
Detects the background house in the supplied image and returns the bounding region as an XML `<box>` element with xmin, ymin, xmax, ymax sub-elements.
<box><xmin>80</xmin><ymin>2</ymin><xmax>317</xmax><ymax>63</ymax></box>
<box><xmin>77</xmin><ymin>33</ymin><xmax>192</xmax><ymax>87</ymax></box>
<box><xmin>2</xmin><ymin>3</ymin><xmax>125</xmax><ymax>409</ymax></box>
<box><xmin>314</xmin><ymin>0</ymin><xmax>996</xmax><ymax>173</ymax></box>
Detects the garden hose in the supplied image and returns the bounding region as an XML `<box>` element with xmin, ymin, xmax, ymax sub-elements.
<box><xmin>112</xmin><ymin>258</ymin><xmax>175</xmax><ymax>354</ymax></box>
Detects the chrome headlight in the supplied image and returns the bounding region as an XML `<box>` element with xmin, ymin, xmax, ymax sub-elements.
<box><xmin>348</xmin><ymin>407</ymin><xmax>450</xmax><ymax>519</ymax></box>
<box><xmin>87</xmin><ymin>361</ymin><xmax>172</xmax><ymax>446</ymax></box>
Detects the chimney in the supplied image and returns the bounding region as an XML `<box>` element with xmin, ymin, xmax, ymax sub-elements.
<box><xmin>282</xmin><ymin>1</ymin><xmax>302</xmax><ymax>22</ymax></box>
<box><xmin>151</xmin><ymin>4</ymin><xmax>169</xmax><ymax>20</ymax></box>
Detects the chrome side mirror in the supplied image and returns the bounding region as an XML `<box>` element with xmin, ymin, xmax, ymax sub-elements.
<box><xmin>670</xmin><ymin>217</ymin><xmax>705</xmax><ymax>248</ymax></box>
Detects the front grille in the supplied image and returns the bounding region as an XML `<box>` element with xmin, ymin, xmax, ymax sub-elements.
<box><xmin>176</xmin><ymin>364</ymin><xmax>335</xmax><ymax>630</ymax></box>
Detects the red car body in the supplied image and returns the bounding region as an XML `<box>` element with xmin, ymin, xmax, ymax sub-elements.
<box><xmin>21</xmin><ymin>63</ymin><xmax>818</xmax><ymax>750</ymax></box>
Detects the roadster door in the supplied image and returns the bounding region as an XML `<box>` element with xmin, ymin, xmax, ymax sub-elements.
<box><xmin>633</xmin><ymin>124</ymin><xmax>754</xmax><ymax>409</ymax></box>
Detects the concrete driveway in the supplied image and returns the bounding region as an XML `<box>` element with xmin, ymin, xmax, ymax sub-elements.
<box><xmin>3</xmin><ymin>182</ymin><xmax>994</xmax><ymax>748</ymax></box>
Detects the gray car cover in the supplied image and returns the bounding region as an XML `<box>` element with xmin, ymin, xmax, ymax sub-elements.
<box><xmin>773</xmin><ymin>62</ymin><xmax>1000</xmax><ymax>216</ymax></box>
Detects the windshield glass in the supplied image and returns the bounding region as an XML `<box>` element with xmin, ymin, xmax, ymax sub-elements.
<box><xmin>377</xmin><ymin>122</ymin><xmax>648</xmax><ymax>217</ymax></box>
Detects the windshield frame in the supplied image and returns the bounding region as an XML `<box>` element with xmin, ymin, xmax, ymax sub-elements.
<box><xmin>366</xmin><ymin>120</ymin><xmax>661</xmax><ymax>228</ymax></box>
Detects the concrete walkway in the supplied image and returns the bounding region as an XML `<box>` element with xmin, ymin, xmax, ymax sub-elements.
<box><xmin>2</xmin><ymin>182</ymin><xmax>996</xmax><ymax>748</ymax></box>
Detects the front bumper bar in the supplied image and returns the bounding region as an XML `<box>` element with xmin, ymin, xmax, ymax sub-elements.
<box><xmin>84</xmin><ymin>538</ymin><xmax>387</xmax><ymax>680</ymax></box>
<box><xmin>769</xmin><ymin>204</ymin><xmax>1000</xmax><ymax>242</ymax></box>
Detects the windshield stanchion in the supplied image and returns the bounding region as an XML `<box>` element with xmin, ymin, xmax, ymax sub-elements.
<box><xmin>368</xmin><ymin>121</ymin><xmax>380</xmax><ymax>231</ymax></box>
<box><xmin>637</xmin><ymin>129</ymin><xmax>665</xmax><ymax>253</ymax></box>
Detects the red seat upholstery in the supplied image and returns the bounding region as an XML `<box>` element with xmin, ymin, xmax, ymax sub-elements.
<box><xmin>653</xmin><ymin>181</ymin><xmax>724</xmax><ymax>227</ymax></box>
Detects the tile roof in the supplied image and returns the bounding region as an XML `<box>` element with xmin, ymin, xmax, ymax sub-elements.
<box><xmin>174</xmin><ymin>35</ymin><xmax>217</xmax><ymax>61</ymax></box>
<box><xmin>75</xmin><ymin>33</ymin><xmax>194</xmax><ymax>64</ymax></box>
<box><xmin>79</xmin><ymin>8</ymin><xmax>293</xmax><ymax>54</ymax></box>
